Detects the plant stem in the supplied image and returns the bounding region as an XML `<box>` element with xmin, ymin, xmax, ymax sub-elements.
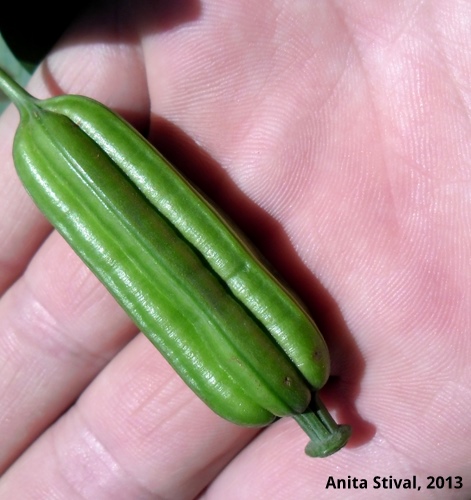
<box><xmin>293</xmin><ymin>392</ymin><xmax>351</xmax><ymax>457</ymax></box>
<box><xmin>0</xmin><ymin>67</ymin><xmax>38</xmax><ymax>116</ymax></box>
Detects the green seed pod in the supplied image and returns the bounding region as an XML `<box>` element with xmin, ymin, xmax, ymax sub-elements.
<box><xmin>0</xmin><ymin>68</ymin><xmax>350</xmax><ymax>457</ymax></box>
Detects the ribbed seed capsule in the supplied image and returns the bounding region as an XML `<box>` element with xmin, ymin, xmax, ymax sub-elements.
<box><xmin>13</xmin><ymin>106</ymin><xmax>311</xmax><ymax>422</ymax></box>
<box><xmin>44</xmin><ymin>95</ymin><xmax>331</xmax><ymax>391</ymax></box>
<box><xmin>0</xmin><ymin>68</ymin><xmax>351</xmax><ymax>457</ymax></box>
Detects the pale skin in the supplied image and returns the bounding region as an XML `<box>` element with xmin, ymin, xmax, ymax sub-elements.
<box><xmin>0</xmin><ymin>0</ymin><xmax>470</xmax><ymax>498</ymax></box>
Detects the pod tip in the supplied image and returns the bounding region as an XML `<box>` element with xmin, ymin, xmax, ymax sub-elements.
<box><xmin>304</xmin><ymin>424</ymin><xmax>351</xmax><ymax>458</ymax></box>
<box><xmin>292</xmin><ymin>392</ymin><xmax>351</xmax><ymax>458</ymax></box>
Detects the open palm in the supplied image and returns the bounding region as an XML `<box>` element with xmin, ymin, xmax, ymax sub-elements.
<box><xmin>0</xmin><ymin>1</ymin><xmax>470</xmax><ymax>498</ymax></box>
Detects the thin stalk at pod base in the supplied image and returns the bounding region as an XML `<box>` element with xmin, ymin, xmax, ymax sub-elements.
<box><xmin>294</xmin><ymin>393</ymin><xmax>351</xmax><ymax>457</ymax></box>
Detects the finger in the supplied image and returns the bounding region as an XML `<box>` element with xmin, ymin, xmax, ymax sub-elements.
<box><xmin>0</xmin><ymin>231</ymin><xmax>138</xmax><ymax>473</ymax></box>
<box><xmin>0</xmin><ymin>333</ymin><xmax>259</xmax><ymax>499</ymax></box>
<box><xmin>0</xmin><ymin>26</ymin><xmax>151</xmax><ymax>469</ymax></box>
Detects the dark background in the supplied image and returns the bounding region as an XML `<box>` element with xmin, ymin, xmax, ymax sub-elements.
<box><xmin>1</xmin><ymin>2</ymin><xmax>93</xmax><ymax>67</ymax></box>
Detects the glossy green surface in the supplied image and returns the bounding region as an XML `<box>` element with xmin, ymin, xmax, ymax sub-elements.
<box><xmin>46</xmin><ymin>94</ymin><xmax>331</xmax><ymax>391</ymax></box>
<box><xmin>0</xmin><ymin>67</ymin><xmax>350</xmax><ymax>455</ymax></box>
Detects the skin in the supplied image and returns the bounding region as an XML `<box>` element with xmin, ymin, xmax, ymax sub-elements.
<box><xmin>0</xmin><ymin>0</ymin><xmax>470</xmax><ymax>498</ymax></box>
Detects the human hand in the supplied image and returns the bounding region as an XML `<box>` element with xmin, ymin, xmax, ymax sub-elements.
<box><xmin>0</xmin><ymin>1</ymin><xmax>470</xmax><ymax>498</ymax></box>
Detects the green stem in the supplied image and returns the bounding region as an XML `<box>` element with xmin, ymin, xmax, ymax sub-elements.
<box><xmin>293</xmin><ymin>392</ymin><xmax>351</xmax><ymax>458</ymax></box>
<box><xmin>0</xmin><ymin>67</ymin><xmax>38</xmax><ymax>116</ymax></box>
